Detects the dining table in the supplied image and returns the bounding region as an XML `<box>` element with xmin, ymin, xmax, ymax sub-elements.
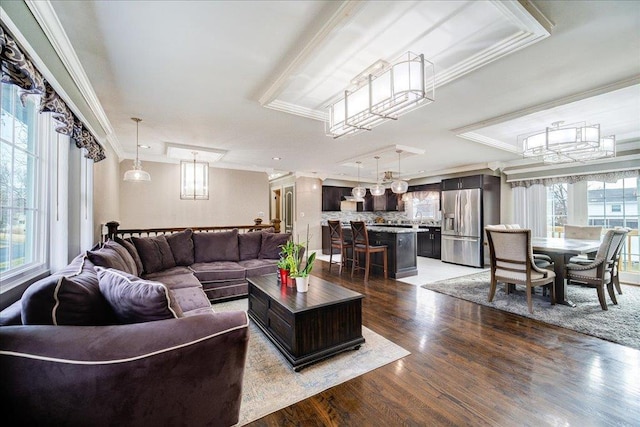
<box><xmin>531</xmin><ymin>237</ymin><xmax>602</xmax><ymax>307</ymax></box>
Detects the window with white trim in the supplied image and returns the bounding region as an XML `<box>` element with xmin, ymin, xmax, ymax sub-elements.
<box><xmin>180</xmin><ymin>160</ymin><xmax>209</xmax><ymax>200</ymax></box>
<box><xmin>0</xmin><ymin>82</ymin><xmax>48</xmax><ymax>288</ymax></box>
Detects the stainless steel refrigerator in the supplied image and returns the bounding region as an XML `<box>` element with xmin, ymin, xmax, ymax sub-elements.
<box><xmin>441</xmin><ymin>188</ymin><xmax>483</xmax><ymax>267</ymax></box>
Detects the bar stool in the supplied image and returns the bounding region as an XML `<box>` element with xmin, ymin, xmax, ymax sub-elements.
<box><xmin>350</xmin><ymin>221</ymin><xmax>387</xmax><ymax>282</ymax></box>
<box><xmin>328</xmin><ymin>220</ymin><xmax>353</xmax><ymax>274</ymax></box>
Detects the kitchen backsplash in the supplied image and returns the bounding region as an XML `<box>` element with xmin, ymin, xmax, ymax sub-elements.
<box><xmin>321</xmin><ymin>211</ymin><xmax>408</xmax><ymax>224</ymax></box>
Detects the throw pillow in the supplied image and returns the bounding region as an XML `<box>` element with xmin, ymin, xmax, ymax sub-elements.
<box><xmin>166</xmin><ymin>229</ymin><xmax>195</xmax><ymax>266</ymax></box>
<box><xmin>192</xmin><ymin>229</ymin><xmax>240</xmax><ymax>263</ymax></box>
<box><xmin>103</xmin><ymin>239</ymin><xmax>138</xmax><ymax>275</ymax></box>
<box><xmin>115</xmin><ymin>237</ymin><xmax>144</xmax><ymax>276</ymax></box>
<box><xmin>238</xmin><ymin>231</ymin><xmax>263</xmax><ymax>261</ymax></box>
<box><xmin>258</xmin><ymin>232</ymin><xmax>291</xmax><ymax>259</ymax></box>
<box><xmin>96</xmin><ymin>267</ymin><xmax>183</xmax><ymax>324</ymax></box>
<box><xmin>131</xmin><ymin>235</ymin><xmax>177</xmax><ymax>274</ymax></box>
<box><xmin>21</xmin><ymin>254</ymin><xmax>116</xmax><ymax>326</ymax></box>
<box><xmin>87</xmin><ymin>244</ymin><xmax>130</xmax><ymax>272</ymax></box>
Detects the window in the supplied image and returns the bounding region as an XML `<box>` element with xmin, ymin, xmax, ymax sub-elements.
<box><xmin>0</xmin><ymin>83</ymin><xmax>47</xmax><ymax>287</ymax></box>
<box><xmin>546</xmin><ymin>183</ymin><xmax>567</xmax><ymax>237</ymax></box>
<box><xmin>611</xmin><ymin>204</ymin><xmax>622</xmax><ymax>213</ymax></box>
<box><xmin>407</xmin><ymin>191</ymin><xmax>440</xmax><ymax>220</ymax></box>
<box><xmin>180</xmin><ymin>160</ymin><xmax>209</xmax><ymax>200</ymax></box>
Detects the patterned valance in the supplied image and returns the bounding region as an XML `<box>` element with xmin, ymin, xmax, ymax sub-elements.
<box><xmin>0</xmin><ymin>25</ymin><xmax>105</xmax><ymax>162</ymax></box>
<box><xmin>509</xmin><ymin>169</ymin><xmax>639</xmax><ymax>188</ymax></box>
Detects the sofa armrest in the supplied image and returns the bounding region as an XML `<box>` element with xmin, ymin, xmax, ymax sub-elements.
<box><xmin>0</xmin><ymin>311</ymin><xmax>249</xmax><ymax>426</ymax></box>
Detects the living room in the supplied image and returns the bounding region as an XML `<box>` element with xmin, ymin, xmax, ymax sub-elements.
<box><xmin>1</xmin><ymin>1</ymin><xmax>639</xmax><ymax>425</ymax></box>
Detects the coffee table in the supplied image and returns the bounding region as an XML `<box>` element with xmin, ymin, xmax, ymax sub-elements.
<box><xmin>247</xmin><ymin>274</ymin><xmax>365</xmax><ymax>371</ymax></box>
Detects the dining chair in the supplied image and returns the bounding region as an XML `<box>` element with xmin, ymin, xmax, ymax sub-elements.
<box><xmin>327</xmin><ymin>220</ymin><xmax>352</xmax><ymax>274</ymax></box>
<box><xmin>350</xmin><ymin>221</ymin><xmax>387</xmax><ymax>282</ymax></box>
<box><xmin>564</xmin><ymin>225</ymin><xmax>602</xmax><ymax>240</ymax></box>
<box><xmin>564</xmin><ymin>228</ymin><xmax>629</xmax><ymax>310</ymax></box>
<box><xmin>486</xmin><ymin>224</ymin><xmax>552</xmax><ymax>269</ymax></box>
<box><xmin>485</xmin><ymin>227</ymin><xmax>556</xmax><ymax>314</ymax></box>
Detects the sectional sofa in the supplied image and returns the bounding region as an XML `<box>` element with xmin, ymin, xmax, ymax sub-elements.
<box><xmin>0</xmin><ymin>227</ymin><xmax>291</xmax><ymax>426</ymax></box>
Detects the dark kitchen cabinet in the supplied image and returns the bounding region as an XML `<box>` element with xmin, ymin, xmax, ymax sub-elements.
<box><xmin>441</xmin><ymin>175</ymin><xmax>485</xmax><ymax>191</ymax></box>
<box><xmin>417</xmin><ymin>227</ymin><xmax>441</xmax><ymax>259</ymax></box>
<box><xmin>366</xmin><ymin>230</ymin><xmax>417</xmax><ymax>279</ymax></box>
<box><xmin>386</xmin><ymin>189</ymin><xmax>405</xmax><ymax>211</ymax></box>
<box><xmin>322</xmin><ymin>186</ymin><xmax>357</xmax><ymax>211</ymax></box>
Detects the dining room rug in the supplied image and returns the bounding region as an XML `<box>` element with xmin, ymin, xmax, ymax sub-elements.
<box><xmin>214</xmin><ymin>298</ymin><xmax>410</xmax><ymax>425</ymax></box>
<box><xmin>421</xmin><ymin>272</ymin><xmax>640</xmax><ymax>350</ymax></box>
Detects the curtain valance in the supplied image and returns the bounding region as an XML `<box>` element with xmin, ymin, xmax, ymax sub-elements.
<box><xmin>0</xmin><ymin>25</ymin><xmax>105</xmax><ymax>162</ymax></box>
<box><xmin>509</xmin><ymin>169</ymin><xmax>639</xmax><ymax>188</ymax></box>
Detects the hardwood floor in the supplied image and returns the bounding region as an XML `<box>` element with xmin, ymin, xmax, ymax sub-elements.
<box><xmin>249</xmin><ymin>259</ymin><xmax>640</xmax><ymax>426</ymax></box>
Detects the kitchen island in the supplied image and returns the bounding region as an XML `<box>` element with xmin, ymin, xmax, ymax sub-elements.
<box><xmin>322</xmin><ymin>224</ymin><xmax>424</xmax><ymax>279</ymax></box>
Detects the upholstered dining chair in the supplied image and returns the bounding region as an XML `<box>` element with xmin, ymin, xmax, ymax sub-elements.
<box><xmin>564</xmin><ymin>225</ymin><xmax>602</xmax><ymax>240</ymax></box>
<box><xmin>486</xmin><ymin>224</ymin><xmax>552</xmax><ymax>269</ymax></box>
<box><xmin>485</xmin><ymin>227</ymin><xmax>556</xmax><ymax>314</ymax></box>
<box><xmin>350</xmin><ymin>221</ymin><xmax>388</xmax><ymax>282</ymax></box>
<box><xmin>565</xmin><ymin>228</ymin><xmax>629</xmax><ymax>310</ymax></box>
<box><xmin>327</xmin><ymin>220</ymin><xmax>353</xmax><ymax>274</ymax></box>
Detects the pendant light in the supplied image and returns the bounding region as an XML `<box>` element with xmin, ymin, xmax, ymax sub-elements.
<box><xmin>352</xmin><ymin>161</ymin><xmax>367</xmax><ymax>200</ymax></box>
<box><xmin>391</xmin><ymin>150</ymin><xmax>408</xmax><ymax>194</ymax></box>
<box><xmin>123</xmin><ymin>117</ymin><xmax>151</xmax><ymax>182</ymax></box>
<box><xmin>370</xmin><ymin>156</ymin><xmax>385</xmax><ymax>196</ymax></box>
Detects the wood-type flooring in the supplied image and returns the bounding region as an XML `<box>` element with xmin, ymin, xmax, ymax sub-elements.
<box><xmin>249</xmin><ymin>259</ymin><xmax>640</xmax><ymax>426</ymax></box>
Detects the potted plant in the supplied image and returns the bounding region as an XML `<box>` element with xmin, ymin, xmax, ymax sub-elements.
<box><xmin>278</xmin><ymin>240</ymin><xmax>299</xmax><ymax>287</ymax></box>
<box><xmin>290</xmin><ymin>225</ymin><xmax>316</xmax><ymax>292</ymax></box>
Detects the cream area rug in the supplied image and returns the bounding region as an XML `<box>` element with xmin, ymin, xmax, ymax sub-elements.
<box><xmin>214</xmin><ymin>298</ymin><xmax>410</xmax><ymax>426</ymax></box>
<box><xmin>422</xmin><ymin>272</ymin><xmax>640</xmax><ymax>350</ymax></box>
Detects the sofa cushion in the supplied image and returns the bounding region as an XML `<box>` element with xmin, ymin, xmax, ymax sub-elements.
<box><xmin>193</xmin><ymin>229</ymin><xmax>240</xmax><ymax>263</ymax></box>
<box><xmin>144</xmin><ymin>269</ymin><xmax>203</xmax><ymax>290</ymax></box>
<box><xmin>190</xmin><ymin>261</ymin><xmax>246</xmax><ymax>282</ymax></box>
<box><xmin>115</xmin><ymin>237</ymin><xmax>144</xmax><ymax>276</ymax></box>
<box><xmin>87</xmin><ymin>244</ymin><xmax>130</xmax><ymax>273</ymax></box>
<box><xmin>131</xmin><ymin>235</ymin><xmax>177</xmax><ymax>274</ymax></box>
<box><xmin>21</xmin><ymin>254</ymin><xmax>116</xmax><ymax>326</ymax></box>
<box><xmin>166</xmin><ymin>229</ymin><xmax>195</xmax><ymax>266</ymax></box>
<box><xmin>238</xmin><ymin>231</ymin><xmax>263</xmax><ymax>261</ymax></box>
<box><xmin>238</xmin><ymin>259</ymin><xmax>278</xmax><ymax>277</ymax></box>
<box><xmin>96</xmin><ymin>268</ymin><xmax>183</xmax><ymax>324</ymax></box>
<box><xmin>258</xmin><ymin>232</ymin><xmax>291</xmax><ymax>259</ymax></box>
<box><xmin>171</xmin><ymin>286</ymin><xmax>212</xmax><ymax>313</ymax></box>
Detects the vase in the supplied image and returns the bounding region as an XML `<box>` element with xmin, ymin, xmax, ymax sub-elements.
<box><xmin>279</xmin><ymin>268</ymin><xmax>289</xmax><ymax>286</ymax></box>
<box><xmin>295</xmin><ymin>276</ymin><xmax>310</xmax><ymax>293</ymax></box>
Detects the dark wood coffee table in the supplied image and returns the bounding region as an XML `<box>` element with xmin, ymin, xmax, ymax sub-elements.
<box><xmin>247</xmin><ymin>274</ymin><xmax>365</xmax><ymax>371</ymax></box>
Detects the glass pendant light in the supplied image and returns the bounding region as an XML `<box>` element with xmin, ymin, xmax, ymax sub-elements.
<box><xmin>370</xmin><ymin>156</ymin><xmax>385</xmax><ymax>196</ymax></box>
<box><xmin>352</xmin><ymin>161</ymin><xmax>367</xmax><ymax>200</ymax></box>
<box><xmin>123</xmin><ymin>117</ymin><xmax>151</xmax><ymax>182</ymax></box>
<box><xmin>391</xmin><ymin>150</ymin><xmax>408</xmax><ymax>194</ymax></box>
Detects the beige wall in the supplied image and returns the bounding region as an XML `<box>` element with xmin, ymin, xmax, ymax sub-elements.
<box><xmin>295</xmin><ymin>177</ymin><xmax>322</xmax><ymax>251</ymax></box>
<box><xmin>93</xmin><ymin>142</ymin><xmax>121</xmax><ymax>243</ymax></box>
<box><xmin>118</xmin><ymin>161</ymin><xmax>270</xmax><ymax>228</ymax></box>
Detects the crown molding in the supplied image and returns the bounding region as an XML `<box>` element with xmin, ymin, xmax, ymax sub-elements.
<box><xmin>25</xmin><ymin>0</ymin><xmax>124</xmax><ymax>160</ymax></box>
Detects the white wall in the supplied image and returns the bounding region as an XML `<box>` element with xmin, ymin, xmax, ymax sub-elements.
<box><xmin>118</xmin><ymin>161</ymin><xmax>270</xmax><ymax>228</ymax></box>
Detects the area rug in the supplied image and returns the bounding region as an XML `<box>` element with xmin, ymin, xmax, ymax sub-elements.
<box><xmin>214</xmin><ymin>298</ymin><xmax>410</xmax><ymax>425</ymax></box>
<box><xmin>421</xmin><ymin>272</ymin><xmax>640</xmax><ymax>350</ymax></box>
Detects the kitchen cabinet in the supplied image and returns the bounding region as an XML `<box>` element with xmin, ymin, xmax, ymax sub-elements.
<box><xmin>441</xmin><ymin>175</ymin><xmax>485</xmax><ymax>191</ymax></box>
<box><xmin>322</xmin><ymin>186</ymin><xmax>359</xmax><ymax>211</ymax></box>
<box><xmin>365</xmin><ymin>229</ymin><xmax>417</xmax><ymax>278</ymax></box>
<box><xmin>417</xmin><ymin>227</ymin><xmax>441</xmax><ymax>259</ymax></box>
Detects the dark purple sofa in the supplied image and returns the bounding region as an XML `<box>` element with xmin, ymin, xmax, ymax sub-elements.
<box><xmin>0</xmin><ymin>228</ymin><xmax>291</xmax><ymax>426</ymax></box>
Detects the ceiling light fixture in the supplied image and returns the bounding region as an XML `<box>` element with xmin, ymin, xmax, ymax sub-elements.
<box><xmin>326</xmin><ymin>52</ymin><xmax>435</xmax><ymax>139</ymax></box>
<box><xmin>391</xmin><ymin>150</ymin><xmax>408</xmax><ymax>194</ymax></box>
<box><xmin>520</xmin><ymin>121</ymin><xmax>616</xmax><ymax>164</ymax></box>
<box><xmin>352</xmin><ymin>161</ymin><xmax>367</xmax><ymax>200</ymax></box>
<box><xmin>370</xmin><ymin>156</ymin><xmax>386</xmax><ymax>196</ymax></box>
<box><xmin>123</xmin><ymin>117</ymin><xmax>151</xmax><ymax>182</ymax></box>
